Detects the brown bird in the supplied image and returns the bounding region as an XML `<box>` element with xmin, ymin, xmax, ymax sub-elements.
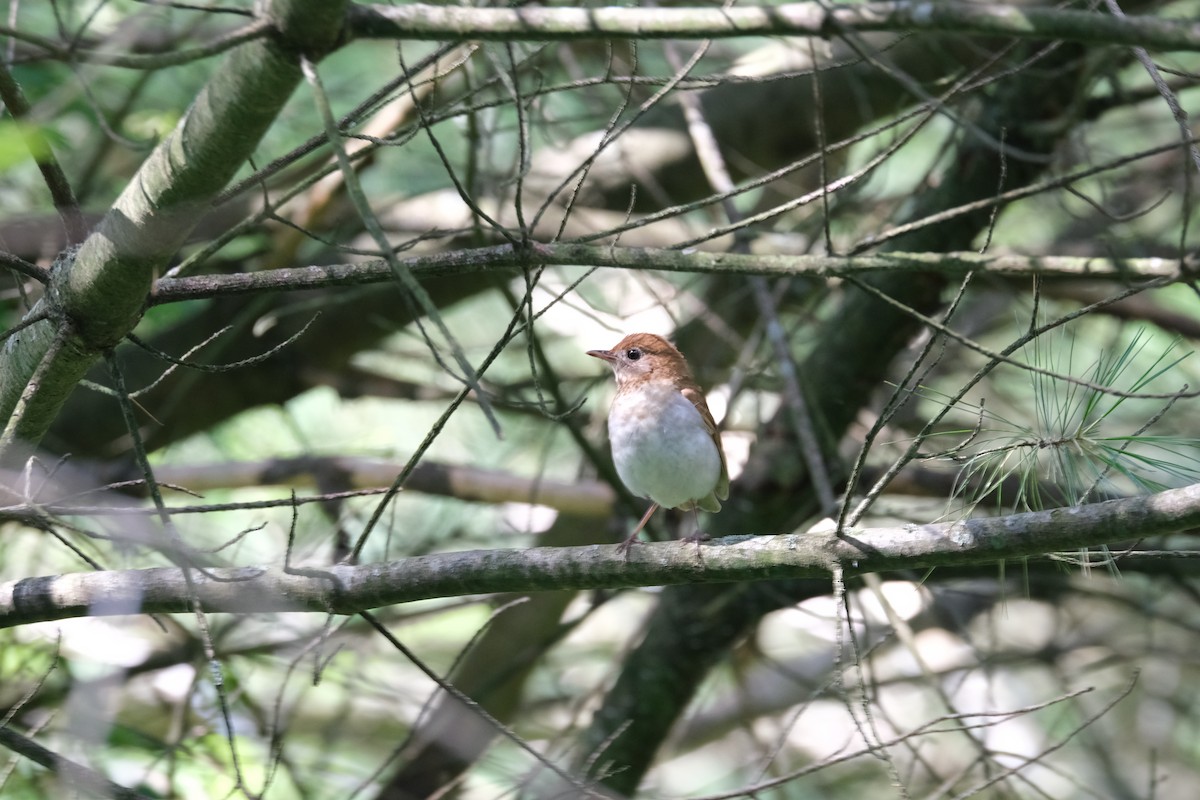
<box><xmin>588</xmin><ymin>333</ymin><xmax>729</xmax><ymax>554</ymax></box>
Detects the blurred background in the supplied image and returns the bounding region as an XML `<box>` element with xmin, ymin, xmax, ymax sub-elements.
<box><xmin>2</xmin><ymin>0</ymin><xmax>1200</xmax><ymax>797</ymax></box>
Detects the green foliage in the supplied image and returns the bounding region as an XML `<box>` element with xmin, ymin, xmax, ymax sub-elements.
<box><xmin>0</xmin><ymin>120</ymin><xmax>60</xmax><ymax>172</ymax></box>
<box><xmin>943</xmin><ymin>325</ymin><xmax>1197</xmax><ymax>514</ymax></box>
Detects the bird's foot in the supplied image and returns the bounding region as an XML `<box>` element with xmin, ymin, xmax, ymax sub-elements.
<box><xmin>681</xmin><ymin>531</ymin><xmax>710</xmax><ymax>559</ymax></box>
<box><xmin>616</xmin><ymin>533</ymin><xmax>641</xmax><ymax>559</ymax></box>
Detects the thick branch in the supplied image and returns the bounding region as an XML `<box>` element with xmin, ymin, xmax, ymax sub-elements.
<box><xmin>3</xmin><ymin>483</ymin><xmax>1198</xmax><ymax>628</ymax></box>
<box><xmin>10</xmin><ymin>3</ymin><xmax>1199</xmax><ymax>62</ymax></box>
<box><xmin>349</xmin><ymin>2</ymin><xmax>1200</xmax><ymax>51</ymax></box>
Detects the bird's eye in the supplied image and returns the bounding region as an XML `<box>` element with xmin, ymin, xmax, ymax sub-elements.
<box><xmin>626</xmin><ymin>348</ymin><xmax>642</xmax><ymax>361</ymax></box>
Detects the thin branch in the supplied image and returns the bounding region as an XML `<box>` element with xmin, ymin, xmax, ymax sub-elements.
<box><xmin>0</xmin><ymin>253</ymin><xmax>49</xmax><ymax>283</ymax></box>
<box><xmin>691</xmin><ymin>683</ymin><xmax>1101</xmax><ymax>800</ymax></box>
<box><xmin>359</xmin><ymin>610</ymin><xmax>606</xmax><ymax>798</ymax></box>
<box><xmin>0</xmin><ymin>18</ymin><xmax>270</xmax><ymax>69</ymax></box>
<box><xmin>1103</xmin><ymin>0</ymin><xmax>1200</xmax><ymax>179</ymax></box>
<box><xmin>841</xmin><ymin>273</ymin><xmax>1195</xmax><ymax>400</ymax></box>
<box><xmin>125</xmin><ymin>314</ymin><xmax>318</xmax><ymax>373</ymax></box>
<box><xmin>851</xmin><ymin>135</ymin><xmax>1200</xmax><ymax>252</ymax></box>
<box><xmin>148</xmin><ymin>245</ymin><xmax>1191</xmax><ymax>305</ymax></box>
<box><xmin>6</xmin><ymin>454</ymin><xmax>616</xmax><ymax>517</ymax></box>
<box><xmin>104</xmin><ymin>348</ymin><xmax>251</xmax><ymax>791</ymax></box>
<box><xmin>0</xmin><ymin>725</ymin><xmax>154</xmax><ymax>800</ymax></box>
<box><xmin>300</xmin><ymin>56</ymin><xmax>502</xmax><ymax>437</ymax></box>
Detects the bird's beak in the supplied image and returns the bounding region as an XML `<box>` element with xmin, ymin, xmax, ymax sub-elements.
<box><xmin>586</xmin><ymin>349</ymin><xmax>617</xmax><ymax>363</ymax></box>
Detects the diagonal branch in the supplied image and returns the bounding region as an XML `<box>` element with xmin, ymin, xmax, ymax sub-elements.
<box><xmin>0</xmin><ymin>0</ymin><xmax>349</xmax><ymax>451</ymax></box>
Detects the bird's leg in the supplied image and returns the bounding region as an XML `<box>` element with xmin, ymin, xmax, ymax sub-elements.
<box><xmin>618</xmin><ymin>503</ymin><xmax>659</xmax><ymax>557</ymax></box>
<box><xmin>680</xmin><ymin>507</ymin><xmax>710</xmax><ymax>557</ymax></box>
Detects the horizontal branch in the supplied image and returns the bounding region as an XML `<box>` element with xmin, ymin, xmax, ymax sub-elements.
<box><xmin>134</xmin><ymin>455</ymin><xmax>615</xmax><ymax>516</ymax></box>
<box><xmin>348</xmin><ymin>2</ymin><xmax>1200</xmax><ymax>51</ymax></box>
<box><xmin>0</xmin><ymin>19</ymin><xmax>270</xmax><ymax>69</ymax></box>
<box><xmin>3</xmin><ymin>482</ymin><xmax>1197</xmax><ymax>628</ymax></box>
<box><xmin>11</xmin><ymin>3</ymin><xmax>1200</xmax><ymax>71</ymax></box>
<box><xmin>150</xmin><ymin>244</ymin><xmax>1186</xmax><ymax>305</ymax></box>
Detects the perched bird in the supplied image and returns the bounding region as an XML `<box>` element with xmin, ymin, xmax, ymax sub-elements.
<box><xmin>588</xmin><ymin>333</ymin><xmax>729</xmax><ymax>554</ymax></box>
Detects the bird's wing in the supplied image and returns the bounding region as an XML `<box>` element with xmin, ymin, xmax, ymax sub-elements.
<box><xmin>681</xmin><ymin>386</ymin><xmax>730</xmax><ymax>501</ymax></box>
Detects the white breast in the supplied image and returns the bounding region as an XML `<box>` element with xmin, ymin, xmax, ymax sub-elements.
<box><xmin>608</xmin><ymin>384</ymin><xmax>721</xmax><ymax>510</ymax></box>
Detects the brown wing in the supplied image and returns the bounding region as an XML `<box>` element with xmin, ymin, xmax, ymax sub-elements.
<box><xmin>681</xmin><ymin>385</ymin><xmax>730</xmax><ymax>502</ymax></box>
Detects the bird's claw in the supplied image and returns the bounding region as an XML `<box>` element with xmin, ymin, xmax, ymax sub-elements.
<box><xmin>617</xmin><ymin>534</ymin><xmax>641</xmax><ymax>559</ymax></box>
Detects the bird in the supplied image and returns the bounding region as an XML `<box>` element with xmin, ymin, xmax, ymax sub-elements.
<box><xmin>587</xmin><ymin>333</ymin><xmax>729</xmax><ymax>554</ymax></box>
